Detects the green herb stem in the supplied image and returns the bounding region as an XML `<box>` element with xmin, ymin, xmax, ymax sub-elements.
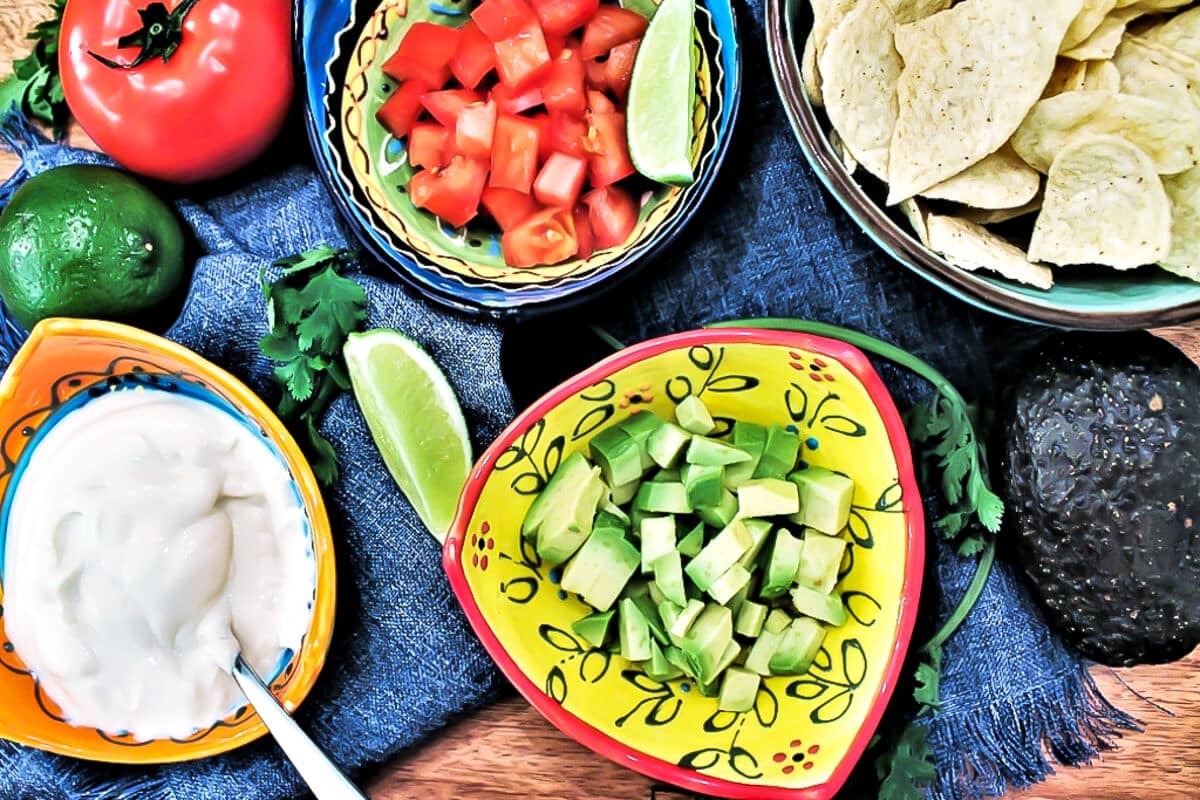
<box><xmin>921</xmin><ymin>538</ymin><xmax>995</xmax><ymax>656</ymax></box>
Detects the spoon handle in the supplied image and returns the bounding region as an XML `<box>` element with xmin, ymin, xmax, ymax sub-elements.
<box><xmin>232</xmin><ymin>656</ymin><xmax>368</xmax><ymax>800</ymax></box>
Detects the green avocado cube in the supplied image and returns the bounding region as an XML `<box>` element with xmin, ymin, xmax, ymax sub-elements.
<box><xmin>619</xmin><ymin>597</ymin><xmax>653</xmax><ymax>661</ymax></box>
<box><xmin>664</xmin><ymin>645</ymin><xmax>696</xmax><ymax>679</ymax></box>
<box><xmin>737</xmin><ymin>478</ymin><xmax>801</xmax><ymax>518</ymax></box>
<box><xmin>682</xmin><ymin>463</ymin><xmax>724</xmax><ymax>509</ymax></box>
<box><xmin>640</xmin><ymin>516</ymin><xmax>677</xmax><ymax>573</ymax></box>
<box><xmin>560</xmin><ymin>526</ymin><xmax>638</xmax><ymax>612</ymax></box>
<box><xmin>521</xmin><ymin>451</ymin><xmax>593</xmax><ymax>540</ymax></box>
<box><xmin>753</xmin><ymin>425</ymin><xmax>801</xmax><ymax>479</ymax></box>
<box><xmin>609</xmin><ymin>479</ymin><xmax>640</xmax><ymax>507</ymax></box>
<box><xmin>647</xmin><ymin>422</ymin><xmax>691</xmax><ymax>469</ymax></box>
<box><xmin>734</xmin><ymin>600</ymin><xmax>768</xmax><ymax>638</ymax></box>
<box><xmin>744</xmin><ymin>626</ymin><xmax>784</xmax><ymax>675</ymax></box>
<box><xmin>764</xmin><ymin>607</ymin><xmax>792</xmax><ymax>634</ymax></box>
<box><xmin>769</xmin><ymin>617</ymin><xmax>826</xmax><ymax>675</ymax></box>
<box><xmin>697</xmin><ymin>488</ymin><xmax>738</xmax><ymax>527</ymax></box>
<box><xmin>626</xmin><ymin>582</ymin><xmax>670</xmax><ymax>645</ymax></box>
<box><xmin>666</xmin><ymin>597</ymin><xmax>705</xmax><ymax>641</ymax></box>
<box><xmin>681</xmin><ymin>603</ymin><xmax>733</xmax><ymax>682</ymax></box>
<box><xmin>594</xmin><ymin>509</ymin><xmax>628</xmax><ymax>532</ymax></box>
<box><xmin>724</xmin><ymin>423</ymin><xmax>767</xmax><ymax>489</ymax></box>
<box><xmin>737</xmin><ymin>518</ymin><xmax>773</xmax><ymax>570</ymax></box>
<box><xmin>711</xmin><ymin>640</ymin><xmax>742</xmax><ymax>681</ymax></box>
<box><xmin>675</xmin><ymin>394</ymin><xmax>716</xmax><ymax>435</ymax></box>
<box><xmin>677</xmin><ymin>521</ymin><xmax>706</xmax><ymax>557</ymax></box>
<box><xmin>685</xmin><ymin>520</ymin><xmax>753</xmax><ymax>591</ymax></box>
<box><xmin>618</xmin><ymin>411</ymin><xmax>664</xmax><ymax>470</ymax></box>
<box><xmin>790</xmin><ymin>585</ymin><xmax>847</xmax><ymax>626</ymax></box>
<box><xmin>652</xmin><ymin>549</ymin><xmax>688</xmax><ymax>606</ymax></box>
<box><xmin>536</xmin><ymin>465</ymin><xmax>607</xmax><ymax>563</ymax></box>
<box><xmin>686</xmin><ymin>436</ymin><xmax>752</xmax><ymax>467</ymax></box>
<box><xmin>590</xmin><ymin>426</ymin><xmax>644</xmax><ymax>487</ymax></box>
<box><xmin>796</xmin><ymin>531</ymin><xmax>847</xmax><ymax>593</ymax></box>
<box><xmin>707</xmin><ymin>564</ymin><xmax>752</xmax><ymax>605</ymax></box>
<box><xmin>718</xmin><ymin>666</ymin><xmax>761</xmax><ymax>712</ymax></box>
<box><xmin>788</xmin><ymin>467</ymin><xmax>855</xmax><ymax>534</ymax></box>
<box><xmin>635</xmin><ymin>481</ymin><xmax>692</xmax><ymax>514</ymax></box>
<box><xmin>644</xmin><ymin>639</ymin><xmax>683</xmax><ymax>682</ymax></box>
<box><xmin>761</xmin><ymin>530</ymin><xmax>804</xmax><ymax>599</ymax></box>
<box><xmin>571</xmin><ymin>610</ymin><xmax>616</xmax><ymax>648</ymax></box>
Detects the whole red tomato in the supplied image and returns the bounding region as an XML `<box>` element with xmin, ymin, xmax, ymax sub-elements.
<box><xmin>59</xmin><ymin>0</ymin><xmax>293</xmax><ymax>183</ymax></box>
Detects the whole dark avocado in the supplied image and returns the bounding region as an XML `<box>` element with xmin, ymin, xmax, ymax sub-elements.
<box><xmin>1003</xmin><ymin>332</ymin><xmax>1200</xmax><ymax>667</ymax></box>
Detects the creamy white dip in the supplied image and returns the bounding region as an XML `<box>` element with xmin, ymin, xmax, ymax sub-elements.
<box><xmin>2</xmin><ymin>387</ymin><xmax>313</xmax><ymax>741</ymax></box>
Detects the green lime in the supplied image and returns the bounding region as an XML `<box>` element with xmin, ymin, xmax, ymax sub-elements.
<box><xmin>626</xmin><ymin>0</ymin><xmax>697</xmax><ymax>186</ymax></box>
<box><xmin>343</xmin><ymin>329</ymin><xmax>473</xmax><ymax>542</ymax></box>
<box><xmin>0</xmin><ymin>165</ymin><xmax>186</xmax><ymax>330</ymax></box>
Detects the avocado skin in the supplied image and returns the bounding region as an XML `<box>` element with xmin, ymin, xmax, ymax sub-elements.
<box><xmin>1003</xmin><ymin>332</ymin><xmax>1200</xmax><ymax>667</ymax></box>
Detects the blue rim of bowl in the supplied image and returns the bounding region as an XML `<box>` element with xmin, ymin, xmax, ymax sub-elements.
<box><xmin>764</xmin><ymin>0</ymin><xmax>1200</xmax><ymax>331</ymax></box>
<box><xmin>295</xmin><ymin>0</ymin><xmax>743</xmax><ymax>319</ymax></box>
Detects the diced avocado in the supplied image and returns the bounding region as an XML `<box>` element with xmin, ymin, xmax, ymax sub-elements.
<box><xmin>737</xmin><ymin>478</ymin><xmax>801</xmax><ymax>518</ymax></box>
<box><xmin>796</xmin><ymin>531</ymin><xmax>847</xmax><ymax>593</ymax></box>
<box><xmin>618</xmin><ymin>410</ymin><xmax>664</xmax><ymax>470</ymax></box>
<box><xmin>790</xmin><ymin>585</ymin><xmax>847</xmax><ymax>626</ymax></box>
<box><xmin>697</xmin><ymin>488</ymin><xmax>738</xmax><ymax>527</ymax></box>
<box><xmin>652</xmin><ymin>549</ymin><xmax>688</xmax><ymax>606</ymax></box>
<box><xmin>537</xmin><ymin>465</ymin><xmax>607</xmax><ymax>563</ymax></box>
<box><xmin>712</xmin><ymin>640</ymin><xmax>742</xmax><ymax>679</ymax></box>
<box><xmin>753</xmin><ymin>425</ymin><xmax>801</xmax><ymax>479</ymax></box>
<box><xmin>590</xmin><ymin>426</ymin><xmax>644</xmax><ymax>487</ymax></box>
<box><xmin>723</xmin><ymin>445</ymin><xmax>764</xmax><ymax>489</ymax></box>
<box><xmin>685</xmin><ymin>520</ymin><xmax>753</xmax><ymax>591</ymax></box>
<box><xmin>681</xmin><ymin>463</ymin><xmax>724</xmax><ymax>509</ymax></box>
<box><xmin>735</xmin><ymin>600</ymin><xmax>767</xmax><ymax>637</ymax></box>
<box><xmin>680</xmin><ymin>603</ymin><xmax>733</xmax><ymax>682</ymax></box>
<box><xmin>651</xmin><ymin>467</ymin><xmax>681</xmax><ymax>482</ymax></box>
<box><xmin>677</xmin><ymin>521</ymin><xmax>706</xmax><ymax>557</ymax></box>
<box><xmin>686</xmin><ymin>436</ymin><xmax>752</xmax><ymax>467</ymax></box>
<box><xmin>635</xmin><ymin>481</ymin><xmax>691</xmax><ymax>514</ymax></box>
<box><xmin>764</xmin><ymin>607</ymin><xmax>792</xmax><ymax>634</ymax></box>
<box><xmin>707</xmin><ymin>564</ymin><xmax>752</xmax><ymax>605</ymax></box>
<box><xmin>609</xmin><ymin>479</ymin><xmax>640</xmax><ymax>507</ymax></box>
<box><xmin>619</xmin><ymin>597</ymin><xmax>653</xmax><ymax>661</ymax></box>
<box><xmin>627</xmin><ymin>582</ymin><xmax>670</xmax><ymax>645</ymax></box>
<box><xmin>594</xmin><ymin>509</ymin><xmax>628</xmax><ymax>533</ymax></box>
<box><xmin>744</xmin><ymin>626</ymin><xmax>785</xmax><ymax>675</ymax></box>
<box><xmin>695</xmin><ymin>676</ymin><xmax>721</xmax><ymax>697</ymax></box>
<box><xmin>734</xmin><ymin>421</ymin><xmax>769</xmax><ymax>448</ymax></box>
<box><xmin>560</xmin><ymin>526</ymin><xmax>639</xmax><ymax>612</ymax></box>
<box><xmin>648</xmin><ymin>579</ymin><xmax>667</xmax><ymax>607</ymax></box>
<box><xmin>788</xmin><ymin>467</ymin><xmax>855</xmax><ymax>535</ymax></box>
<box><xmin>647</xmin><ymin>422</ymin><xmax>691</xmax><ymax>468</ymax></box>
<box><xmin>664</xmin><ymin>645</ymin><xmax>696</xmax><ymax>679</ymax></box>
<box><xmin>644</xmin><ymin>639</ymin><xmax>683</xmax><ymax>682</ymax></box>
<box><xmin>572</xmin><ymin>610</ymin><xmax>615</xmax><ymax>648</ymax></box>
<box><xmin>726</xmin><ymin>574</ymin><xmax>755</xmax><ymax>615</ymax></box>
<box><xmin>629</xmin><ymin>507</ymin><xmax>649</xmax><ymax>535</ymax></box>
<box><xmin>761</xmin><ymin>529</ymin><xmax>804</xmax><ymax>599</ymax></box>
<box><xmin>521</xmin><ymin>451</ymin><xmax>593</xmax><ymax>540</ymax></box>
<box><xmin>640</xmin><ymin>516</ymin><xmax>677</xmax><ymax>573</ymax></box>
<box><xmin>769</xmin><ymin>617</ymin><xmax>826</xmax><ymax>675</ymax></box>
<box><xmin>737</xmin><ymin>518</ymin><xmax>773</xmax><ymax>570</ymax></box>
<box><xmin>675</xmin><ymin>394</ymin><xmax>716</xmax><ymax>435</ymax></box>
<box><xmin>667</xmin><ymin>597</ymin><xmax>705</xmax><ymax>641</ymax></box>
<box><xmin>718</xmin><ymin>666</ymin><xmax>762</xmax><ymax>712</ymax></box>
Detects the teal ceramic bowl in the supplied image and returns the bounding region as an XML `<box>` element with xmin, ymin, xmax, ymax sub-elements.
<box><xmin>765</xmin><ymin>0</ymin><xmax>1200</xmax><ymax>330</ymax></box>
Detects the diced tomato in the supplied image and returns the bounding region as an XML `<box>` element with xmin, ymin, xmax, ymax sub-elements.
<box><xmin>540</xmin><ymin>112</ymin><xmax>588</xmax><ymax>160</ymax></box>
<box><xmin>585</xmin><ymin>58</ymin><xmax>607</xmax><ymax>88</ymax></box>
<box><xmin>408</xmin><ymin>156</ymin><xmax>488</xmax><ymax>228</ymax></box>
<box><xmin>542</xmin><ymin>48</ymin><xmax>586</xmax><ymax>116</ymax></box>
<box><xmin>586</xmin><ymin>110</ymin><xmax>636</xmax><ymax>186</ymax></box>
<box><xmin>587</xmin><ymin>89</ymin><xmax>616</xmax><ymax>113</ymax></box>
<box><xmin>583</xmin><ymin>186</ymin><xmax>637</xmax><ymax>249</ymax></box>
<box><xmin>533</xmin><ymin>152</ymin><xmax>588</xmax><ymax>207</ymax></box>
<box><xmin>383</xmin><ymin>22</ymin><xmax>461</xmax><ymax>88</ymax></box>
<box><xmin>573</xmin><ymin>205</ymin><xmax>594</xmax><ymax>259</ymax></box>
<box><xmin>471</xmin><ymin>0</ymin><xmax>538</xmax><ymax>42</ymax></box>
<box><xmin>604</xmin><ymin>38</ymin><xmax>640</xmax><ymax>102</ymax></box>
<box><xmin>481</xmin><ymin>186</ymin><xmax>541</xmax><ymax>230</ymax></box>
<box><xmin>580</xmin><ymin>7</ymin><xmax>648</xmax><ymax>60</ymax></box>
<box><xmin>420</xmin><ymin>88</ymin><xmax>485</xmax><ymax>129</ymax></box>
<box><xmin>491</xmin><ymin>114</ymin><xmax>540</xmax><ymax>192</ymax></box>
<box><xmin>450</xmin><ymin>21</ymin><xmax>496</xmax><ymax>89</ymax></box>
<box><xmin>455</xmin><ymin>99</ymin><xmax>497</xmax><ymax>157</ymax></box>
<box><xmin>502</xmin><ymin>206</ymin><xmax>578</xmax><ymax>267</ymax></box>
<box><xmin>493</xmin><ymin>82</ymin><xmax>545</xmax><ymax>114</ymax></box>
<box><xmin>376</xmin><ymin>80</ymin><xmax>430</xmax><ymax>139</ymax></box>
<box><xmin>530</xmin><ymin>0</ymin><xmax>600</xmax><ymax>37</ymax></box>
<box><xmin>408</xmin><ymin>123</ymin><xmax>450</xmax><ymax>169</ymax></box>
<box><xmin>494</xmin><ymin>26</ymin><xmax>553</xmax><ymax>89</ymax></box>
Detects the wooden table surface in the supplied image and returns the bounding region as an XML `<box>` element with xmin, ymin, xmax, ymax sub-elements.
<box><xmin>2</xmin><ymin>3</ymin><xmax>1197</xmax><ymax>798</ymax></box>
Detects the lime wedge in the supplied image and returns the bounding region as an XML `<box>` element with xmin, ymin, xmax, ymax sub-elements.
<box><xmin>344</xmin><ymin>329</ymin><xmax>472</xmax><ymax>543</ymax></box>
<box><xmin>626</xmin><ymin>0</ymin><xmax>697</xmax><ymax>186</ymax></box>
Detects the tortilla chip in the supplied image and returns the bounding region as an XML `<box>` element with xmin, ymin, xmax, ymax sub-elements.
<box><xmin>961</xmin><ymin>195</ymin><xmax>1044</xmax><ymax>225</ymax></box>
<box><xmin>1114</xmin><ymin>34</ymin><xmax>1200</xmax><ymax>110</ymax></box>
<box><xmin>898</xmin><ymin>197</ymin><xmax>930</xmax><ymax>244</ymax></box>
<box><xmin>1061</xmin><ymin>0</ymin><xmax>1118</xmax><ymax>50</ymax></box>
<box><xmin>1043</xmin><ymin>57</ymin><xmax>1090</xmax><ymax>96</ymax></box>
<box><xmin>920</xmin><ymin>145</ymin><xmax>1041</xmax><ymax>208</ymax></box>
<box><xmin>1011</xmin><ymin>90</ymin><xmax>1200</xmax><ymax>174</ymax></box>
<box><xmin>1082</xmin><ymin>58</ymin><xmax>1122</xmax><ymax>90</ymax></box>
<box><xmin>803</xmin><ymin>0</ymin><xmax>858</xmax><ymax>107</ymax></box>
<box><xmin>886</xmin><ymin>0</ymin><xmax>1083</xmax><ymax>204</ymax></box>
<box><xmin>1028</xmin><ymin>134</ymin><xmax>1171</xmax><ymax>268</ymax></box>
<box><xmin>1116</xmin><ymin>0</ymin><xmax>1190</xmax><ymax>9</ymax></box>
<box><xmin>1159</xmin><ymin>165</ymin><xmax>1200</xmax><ymax>280</ymax></box>
<box><xmin>1140</xmin><ymin>5</ymin><xmax>1200</xmax><ymax>60</ymax></box>
<box><xmin>828</xmin><ymin>127</ymin><xmax>859</xmax><ymax>173</ymax></box>
<box><xmin>926</xmin><ymin>214</ymin><xmax>1055</xmax><ymax>289</ymax></box>
<box><xmin>1061</xmin><ymin>6</ymin><xmax>1146</xmax><ymax>59</ymax></box>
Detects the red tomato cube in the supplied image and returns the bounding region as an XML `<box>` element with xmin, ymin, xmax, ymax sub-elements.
<box><xmin>586</xmin><ymin>89</ymin><xmax>616</xmax><ymax>113</ymax></box>
<box><xmin>408</xmin><ymin>156</ymin><xmax>489</xmax><ymax>228</ymax></box>
<box><xmin>502</xmin><ymin>206</ymin><xmax>578</xmax><ymax>267</ymax></box>
<box><xmin>376</xmin><ymin>80</ymin><xmax>430</xmax><ymax>139</ymax></box>
<box><xmin>580</xmin><ymin>7</ymin><xmax>648</xmax><ymax>60</ymax></box>
<box><xmin>455</xmin><ymin>99</ymin><xmax>498</xmax><ymax>158</ymax></box>
<box><xmin>530</xmin><ymin>0</ymin><xmax>600</xmax><ymax>37</ymax></box>
<box><xmin>585</xmin><ymin>58</ymin><xmax>608</xmax><ymax>89</ymax></box>
<box><xmin>491</xmin><ymin>114</ymin><xmax>541</xmax><ymax>193</ymax></box>
<box><xmin>420</xmin><ymin>88</ymin><xmax>485</xmax><ymax>129</ymax></box>
<box><xmin>583</xmin><ymin>185</ymin><xmax>638</xmax><ymax>249</ymax></box>
<box><xmin>471</xmin><ymin>0</ymin><xmax>538</xmax><ymax>42</ymax></box>
<box><xmin>533</xmin><ymin>152</ymin><xmax>588</xmax><ymax>208</ymax></box>
<box><xmin>542</xmin><ymin>47</ymin><xmax>587</xmax><ymax>116</ymax></box>
<box><xmin>383</xmin><ymin>22</ymin><xmax>461</xmax><ymax>88</ymax></box>
<box><xmin>481</xmin><ymin>186</ymin><xmax>542</xmax><ymax>230</ymax></box>
<box><xmin>408</xmin><ymin>123</ymin><xmax>451</xmax><ymax>169</ymax></box>
<box><xmin>493</xmin><ymin>82</ymin><xmax>545</xmax><ymax>115</ymax></box>
<box><xmin>539</xmin><ymin>112</ymin><xmax>588</xmax><ymax>161</ymax></box>
<box><xmin>494</xmin><ymin>26</ymin><xmax>553</xmax><ymax>89</ymax></box>
<box><xmin>573</xmin><ymin>205</ymin><xmax>595</xmax><ymax>259</ymax></box>
<box><xmin>604</xmin><ymin>38</ymin><xmax>641</xmax><ymax>102</ymax></box>
<box><xmin>450</xmin><ymin>21</ymin><xmax>496</xmax><ymax>89</ymax></box>
<box><xmin>586</xmin><ymin>110</ymin><xmax>636</xmax><ymax>187</ymax></box>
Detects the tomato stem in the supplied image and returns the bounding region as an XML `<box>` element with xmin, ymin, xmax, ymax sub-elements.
<box><xmin>87</xmin><ymin>0</ymin><xmax>200</xmax><ymax>70</ymax></box>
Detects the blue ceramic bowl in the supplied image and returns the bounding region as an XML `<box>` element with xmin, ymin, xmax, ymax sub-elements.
<box><xmin>295</xmin><ymin>0</ymin><xmax>742</xmax><ymax>318</ymax></box>
<box><xmin>765</xmin><ymin>0</ymin><xmax>1200</xmax><ymax>330</ymax></box>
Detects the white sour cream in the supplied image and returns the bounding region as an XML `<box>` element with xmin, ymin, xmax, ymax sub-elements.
<box><xmin>2</xmin><ymin>387</ymin><xmax>313</xmax><ymax>741</ymax></box>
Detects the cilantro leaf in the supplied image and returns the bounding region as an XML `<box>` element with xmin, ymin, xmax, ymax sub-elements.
<box><xmin>303</xmin><ymin>415</ymin><xmax>340</xmax><ymax>486</ymax></box>
<box><xmin>0</xmin><ymin>2</ymin><xmax>69</xmax><ymax>137</ymax></box>
<box><xmin>295</xmin><ymin>266</ymin><xmax>369</xmax><ymax>354</ymax></box>
<box><xmin>274</xmin><ymin>357</ymin><xmax>315</xmax><ymax>403</ymax></box>
<box><xmin>876</xmin><ymin>723</ymin><xmax>937</xmax><ymax>800</ymax></box>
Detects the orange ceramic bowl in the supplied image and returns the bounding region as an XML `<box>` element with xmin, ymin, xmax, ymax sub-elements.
<box><xmin>445</xmin><ymin>327</ymin><xmax>924</xmax><ymax>799</ymax></box>
<box><xmin>0</xmin><ymin>319</ymin><xmax>337</xmax><ymax>764</ymax></box>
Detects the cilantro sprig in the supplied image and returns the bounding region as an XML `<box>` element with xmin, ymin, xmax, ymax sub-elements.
<box><xmin>0</xmin><ymin>1</ymin><xmax>69</xmax><ymax>137</ymax></box>
<box><xmin>259</xmin><ymin>246</ymin><xmax>367</xmax><ymax>485</ymax></box>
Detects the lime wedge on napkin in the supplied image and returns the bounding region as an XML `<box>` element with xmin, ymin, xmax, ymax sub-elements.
<box><xmin>344</xmin><ymin>329</ymin><xmax>472</xmax><ymax>543</ymax></box>
<box><xmin>626</xmin><ymin>0</ymin><xmax>696</xmax><ymax>185</ymax></box>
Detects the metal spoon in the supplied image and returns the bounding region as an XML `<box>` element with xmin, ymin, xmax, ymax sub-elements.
<box><xmin>230</xmin><ymin>655</ymin><xmax>368</xmax><ymax>800</ymax></box>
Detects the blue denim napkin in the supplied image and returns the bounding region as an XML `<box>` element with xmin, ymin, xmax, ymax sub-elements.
<box><xmin>0</xmin><ymin>2</ymin><xmax>1135</xmax><ymax>797</ymax></box>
